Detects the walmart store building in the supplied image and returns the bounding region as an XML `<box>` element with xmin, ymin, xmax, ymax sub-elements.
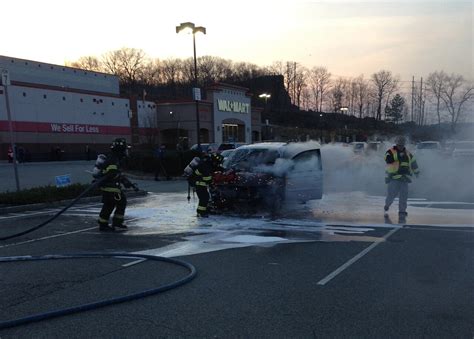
<box><xmin>144</xmin><ymin>82</ymin><xmax>262</xmax><ymax>149</ymax></box>
<box><xmin>0</xmin><ymin>55</ymin><xmax>261</xmax><ymax>160</ymax></box>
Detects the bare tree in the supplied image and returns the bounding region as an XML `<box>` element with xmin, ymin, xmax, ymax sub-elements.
<box><xmin>102</xmin><ymin>48</ymin><xmax>148</xmax><ymax>87</ymax></box>
<box><xmin>426</xmin><ymin>71</ymin><xmax>449</xmax><ymax>126</ymax></box>
<box><xmin>371</xmin><ymin>70</ymin><xmax>399</xmax><ymax>121</ymax></box>
<box><xmin>140</xmin><ymin>59</ymin><xmax>162</xmax><ymax>86</ymax></box>
<box><xmin>300</xmin><ymin>87</ymin><xmax>312</xmax><ymax>111</ymax></box>
<box><xmin>348</xmin><ymin>78</ymin><xmax>358</xmax><ymax>115</ymax></box>
<box><xmin>439</xmin><ymin>74</ymin><xmax>474</xmax><ymax>131</ymax></box>
<box><xmin>180</xmin><ymin>57</ymin><xmax>195</xmax><ymax>85</ymax></box>
<box><xmin>294</xmin><ymin>66</ymin><xmax>309</xmax><ymax>109</ymax></box>
<box><xmin>160</xmin><ymin>58</ymin><xmax>185</xmax><ymax>85</ymax></box>
<box><xmin>309</xmin><ymin>67</ymin><xmax>332</xmax><ymax>112</ymax></box>
<box><xmin>66</xmin><ymin>56</ymin><xmax>102</xmax><ymax>72</ymax></box>
<box><xmin>329</xmin><ymin>78</ymin><xmax>346</xmax><ymax>113</ymax></box>
<box><xmin>197</xmin><ymin>56</ymin><xmax>233</xmax><ymax>84</ymax></box>
<box><xmin>230</xmin><ymin>61</ymin><xmax>265</xmax><ymax>83</ymax></box>
<box><xmin>354</xmin><ymin>75</ymin><xmax>369</xmax><ymax>118</ymax></box>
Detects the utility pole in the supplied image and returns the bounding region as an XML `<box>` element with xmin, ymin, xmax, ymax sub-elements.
<box><xmin>1</xmin><ymin>69</ymin><xmax>20</xmax><ymax>191</ymax></box>
<box><xmin>419</xmin><ymin>77</ymin><xmax>423</xmax><ymax>126</ymax></box>
<box><xmin>411</xmin><ymin>76</ymin><xmax>415</xmax><ymax>123</ymax></box>
<box><xmin>293</xmin><ymin>62</ymin><xmax>297</xmax><ymax>107</ymax></box>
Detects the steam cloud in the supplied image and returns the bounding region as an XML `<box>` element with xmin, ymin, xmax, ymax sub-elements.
<box><xmin>321</xmin><ymin>141</ymin><xmax>474</xmax><ymax>203</ymax></box>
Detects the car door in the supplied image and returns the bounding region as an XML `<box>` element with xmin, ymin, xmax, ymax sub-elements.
<box><xmin>285</xmin><ymin>150</ymin><xmax>323</xmax><ymax>202</ymax></box>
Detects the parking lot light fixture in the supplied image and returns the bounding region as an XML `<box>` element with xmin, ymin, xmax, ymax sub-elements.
<box><xmin>176</xmin><ymin>22</ymin><xmax>206</xmax><ymax>149</ymax></box>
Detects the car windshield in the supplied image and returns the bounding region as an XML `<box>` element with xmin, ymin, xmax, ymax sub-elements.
<box><xmin>226</xmin><ymin>148</ymin><xmax>279</xmax><ymax>171</ymax></box>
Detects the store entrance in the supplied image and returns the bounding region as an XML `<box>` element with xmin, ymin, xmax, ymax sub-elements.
<box><xmin>222</xmin><ymin>123</ymin><xmax>245</xmax><ymax>142</ymax></box>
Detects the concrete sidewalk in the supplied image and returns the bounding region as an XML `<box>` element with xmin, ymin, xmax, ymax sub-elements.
<box><xmin>0</xmin><ymin>160</ymin><xmax>184</xmax><ymax>193</ymax></box>
<box><xmin>0</xmin><ymin>160</ymin><xmax>188</xmax><ymax>214</ymax></box>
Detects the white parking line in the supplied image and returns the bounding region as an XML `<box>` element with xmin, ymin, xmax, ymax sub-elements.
<box><xmin>317</xmin><ymin>227</ymin><xmax>401</xmax><ymax>286</ymax></box>
<box><xmin>0</xmin><ymin>210</ymin><xmax>57</xmax><ymax>220</ymax></box>
<box><xmin>0</xmin><ymin>226</ymin><xmax>96</xmax><ymax>249</ymax></box>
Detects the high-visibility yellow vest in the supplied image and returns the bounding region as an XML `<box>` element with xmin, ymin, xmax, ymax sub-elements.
<box><xmin>385</xmin><ymin>148</ymin><xmax>418</xmax><ymax>180</ymax></box>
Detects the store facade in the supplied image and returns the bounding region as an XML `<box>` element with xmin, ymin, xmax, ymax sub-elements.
<box><xmin>0</xmin><ymin>56</ymin><xmax>264</xmax><ymax>161</ymax></box>
<box><xmin>0</xmin><ymin>55</ymin><xmax>131</xmax><ymax>161</ymax></box>
<box><xmin>149</xmin><ymin>83</ymin><xmax>261</xmax><ymax>149</ymax></box>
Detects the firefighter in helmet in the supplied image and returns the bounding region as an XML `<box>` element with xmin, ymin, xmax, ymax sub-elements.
<box><xmin>210</xmin><ymin>152</ymin><xmax>224</xmax><ymax>172</ymax></box>
<box><xmin>95</xmin><ymin>138</ymin><xmax>137</xmax><ymax>231</ymax></box>
<box><xmin>194</xmin><ymin>153</ymin><xmax>213</xmax><ymax>217</ymax></box>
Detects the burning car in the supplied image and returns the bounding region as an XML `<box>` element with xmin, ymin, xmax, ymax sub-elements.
<box><xmin>210</xmin><ymin>141</ymin><xmax>323</xmax><ymax>214</ymax></box>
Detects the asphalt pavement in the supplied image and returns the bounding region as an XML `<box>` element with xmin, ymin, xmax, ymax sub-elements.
<box><xmin>0</xmin><ymin>161</ymin><xmax>473</xmax><ymax>337</ymax></box>
<box><xmin>0</xmin><ymin>183</ymin><xmax>472</xmax><ymax>337</ymax></box>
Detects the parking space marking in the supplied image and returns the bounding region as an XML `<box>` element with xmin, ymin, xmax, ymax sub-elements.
<box><xmin>0</xmin><ymin>226</ymin><xmax>96</xmax><ymax>249</ymax></box>
<box><xmin>0</xmin><ymin>210</ymin><xmax>58</xmax><ymax>220</ymax></box>
<box><xmin>317</xmin><ymin>226</ymin><xmax>401</xmax><ymax>286</ymax></box>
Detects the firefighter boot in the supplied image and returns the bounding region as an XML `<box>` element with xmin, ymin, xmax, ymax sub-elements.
<box><xmin>98</xmin><ymin>221</ymin><xmax>115</xmax><ymax>232</ymax></box>
<box><xmin>112</xmin><ymin>216</ymin><xmax>128</xmax><ymax>230</ymax></box>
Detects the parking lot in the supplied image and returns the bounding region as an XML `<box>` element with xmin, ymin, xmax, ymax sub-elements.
<box><xmin>0</xmin><ymin>189</ymin><xmax>472</xmax><ymax>338</ymax></box>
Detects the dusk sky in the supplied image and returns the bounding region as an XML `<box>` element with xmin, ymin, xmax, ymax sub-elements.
<box><xmin>2</xmin><ymin>0</ymin><xmax>472</xmax><ymax>81</ymax></box>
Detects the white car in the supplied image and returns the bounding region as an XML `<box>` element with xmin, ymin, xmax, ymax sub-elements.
<box><xmin>350</xmin><ymin>142</ymin><xmax>367</xmax><ymax>154</ymax></box>
<box><xmin>452</xmin><ymin>141</ymin><xmax>474</xmax><ymax>158</ymax></box>
<box><xmin>416</xmin><ymin>141</ymin><xmax>442</xmax><ymax>151</ymax></box>
<box><xmin>212</xmin><ymin>141</ymin><xmax>323</xmax><ymax>214</ymax></box>
<box><xmin>190</xmin><ymin>143</ymin><xmax>219</xmax><ymax>153</ymax></box>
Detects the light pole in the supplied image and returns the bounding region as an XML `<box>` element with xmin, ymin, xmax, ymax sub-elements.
<box><xmin>259</xmin><ymin>93</ymin><xmax>271</xmax><ymax>141</ymax></box>
<box><xmin>259</xmin><ymin>93</ymin><xmax>271</xmax><ymax>106</ymax></box>
<box><xmin>176</xmin><ymin>22</ymin><xmax>206</xmax><ymax>150</ymax></box>
<box><xmin>319</xmin><ymin>113</ymin><xmax>323</xmax><ymax>143</ymax></box>
<box><xmin>170</xmin><ymin>110</ymin><xmax>181</xmax><ymax>148</ymax></box>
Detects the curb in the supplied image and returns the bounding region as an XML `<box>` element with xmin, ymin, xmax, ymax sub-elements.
<box><xmin>124</xmin><ymin>172</ymin><xmax>187</xmax><ymax>181</ymax></box>
<box><xmin>0</xmin><ymin>190</ymin><xmax>148</xmax><ymax>215</ymax></box>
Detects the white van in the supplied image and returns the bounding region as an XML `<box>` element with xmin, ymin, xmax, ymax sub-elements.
<box><xmin>212</xmin><ymin>141</ymin><xmax>323</xmax><ymax>213</ymax></box>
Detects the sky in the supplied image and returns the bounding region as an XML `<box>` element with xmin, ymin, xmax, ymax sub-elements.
<box><xmin>1</xmin><ymin>0</ymin><xmax>472</xmax><ymax>81</ymax></box>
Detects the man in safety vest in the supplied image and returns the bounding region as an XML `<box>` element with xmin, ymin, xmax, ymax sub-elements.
<box><xmin>94</xmin><ymin>138</ymin><xmax>137</xmax><ymax>231</ymax></box>
<box><xmin>384</xmin><ymin>136</ymin><xmax>420</xmax><ymax>218</ymax></box>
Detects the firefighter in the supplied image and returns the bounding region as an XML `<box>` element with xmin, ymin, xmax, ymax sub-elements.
<box><xmin>210</xmin><ymin>152</ymin><xmax>224</xmax><ymax>172</ymax></box>
<box><xmin>384</xmin><ymin>136</ymin><xmax>420</xmax><ymax>218</ymax></box>
<box><xmin>207</xmin><ymin>152</ymin><xmax>225</xmax><ymax>213</ymax></box>
<box><xmin>94</xmin><ymin>138</ymin><xmax>137</xmax><ymax>231</ymax></box>
<box><xmin>194</xmin><ymin>153</ymin><xmax>213</xmax><ymax>217</ymax></box>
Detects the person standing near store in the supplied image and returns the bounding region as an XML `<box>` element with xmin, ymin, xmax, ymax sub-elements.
<box><xmin>154</xmin><ymin>144</ymin><xmax>169</xmax><ymax>181</ymax></box>
<box><xmin>384</xmin><ymin>136</ymin><xmax>420</xmax><ymax>219</ymax></box>
<box><xmin>7</xmin><ymin>147</ymin><xmax>13</xmax><ymax>163</ymax></box>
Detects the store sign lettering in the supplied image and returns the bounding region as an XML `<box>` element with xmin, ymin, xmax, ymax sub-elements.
<box><xmin>50</xmin><ymin>123</ymin><xmax>100</xmax><ymax>134</ymax></box>
<box><xmin>217</xmin><ymin>99</ymin><xmax>250</xmax><ymax>114</ymax></box>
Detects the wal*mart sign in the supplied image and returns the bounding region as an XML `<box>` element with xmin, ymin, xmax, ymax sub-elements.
<box><xmin>217</xmin><ymin>99</ymin><xmax>250</xmax><ymax>114</ymax></box>
<box><xmin>50</xmin><ymin>123</ymin><xmax>100</xmax><ymax>134</ymax></box>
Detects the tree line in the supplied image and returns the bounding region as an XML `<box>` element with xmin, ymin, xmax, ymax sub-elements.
<box><xmin>67</xmin><ymin>47</ymin><xmax>473</xmax><ymax>131</ymax></box>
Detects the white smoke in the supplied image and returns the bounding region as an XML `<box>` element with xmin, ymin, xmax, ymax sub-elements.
<box><xmin>321</xmin><ymin>143</ymin><xmax>386</xmax><ymax>195</ymax></box>
<box><xmin>321</xmin><ymin>141</ymin><xmax>474</xmax><ymax>203</ymax></box>
<box><xmin>228</xmin><ymin>140</ymin><xmax>473</xmax><ymax>203</ymax></box>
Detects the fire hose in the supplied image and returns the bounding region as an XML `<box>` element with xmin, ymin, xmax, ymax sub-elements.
<box><xmin>0</xmin><ymin>175</ymin><xmax>109</xmax><ymax>241</ymax></box>
<box><xmin>0</xmin><ymin>253</ymin><xmax>196</xmax><ymax>329</ymax></box>
<box><xmin>0</xmin><ymin>178</ymin><xmax>198</xmax><ymax>329</ymax></box>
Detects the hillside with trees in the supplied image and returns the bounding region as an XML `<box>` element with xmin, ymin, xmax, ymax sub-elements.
<box><xmin>67</xmin><ymin>47</ymin><xmax>473</xmax><ymax>141</ymax></box>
